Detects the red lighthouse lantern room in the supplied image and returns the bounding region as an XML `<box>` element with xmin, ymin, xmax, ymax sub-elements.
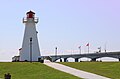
<box><xmin>26</xmin><ymin>11</ymin><xmax>35</xmax><ymax>18</ymax></box>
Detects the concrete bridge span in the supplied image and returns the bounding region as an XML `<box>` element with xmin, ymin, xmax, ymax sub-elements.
<box><xmin>41</xmin><ymin>52</ymin><xmax>120</xmax><ymax>62</ymax></box>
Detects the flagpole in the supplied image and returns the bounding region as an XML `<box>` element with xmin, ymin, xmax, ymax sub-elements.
<box><xmin>105</xmin><ymin>43</ymin><xmax>107</xmax><ymax>53</ymax></box>
<box><xmin>80</xmin><ymin>47</ymin><xmax>81</xmax><ymax>54</ymax></box>
<box><xmin>78</xmin><ymin>46</ymin><xmax>81</xmax><ymax>62</ymax></box>
<box><xmin>87</xmin><ymin>43</ymin><xmax>89</xmax><ymax>61</ymax></box>
<box><xmin>79</xmin><ymin>46</ymin><xmax>81</xmax><ymax>54</ymax></box>
<box><xmin>87</xmin><ymin>43</ymin><xmax>89</xmax><ymax>54</ymax></box>
<box><xmin>88</xmin><ymin>45</ymin><xmax>89</xmax><ymax>54</ymax></box>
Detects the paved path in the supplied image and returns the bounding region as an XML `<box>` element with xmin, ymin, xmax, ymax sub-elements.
<box><xmin>44</xmin><ymin>61</ymin><xmax>110</xmax><ymax>79</ymax></box>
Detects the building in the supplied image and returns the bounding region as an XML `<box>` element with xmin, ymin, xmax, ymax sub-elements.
<box><xmin>13</xmin><ymin>11</ymin><xmax>41</xmax><ymax>62</ymax></box>
<box><xmin>12</xmin><ymin>56</ymin><xmax>20</xmax><ymax>62</ymax></box>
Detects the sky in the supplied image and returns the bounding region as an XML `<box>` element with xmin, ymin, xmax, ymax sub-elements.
<box><xmin>0</xmin><ymin>0</ymin><xmax>120</xmax><ymax>61</ymax></box>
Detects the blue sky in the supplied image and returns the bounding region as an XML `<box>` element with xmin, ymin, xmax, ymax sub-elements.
<box><xmin>0</xmin><ymin>0</ymin><xmax>120</xmax><ymax>61</ymax></box>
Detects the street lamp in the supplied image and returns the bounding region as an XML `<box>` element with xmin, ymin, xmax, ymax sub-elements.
<box><xmin>55</xmin><ymin>47</ymin><xmax>57</xmax><ymax>57</ymax></box>
<box><xmin>30</xmin><ymin>37</ymin><xmax>32</xmax><ymax>63</ymax></box>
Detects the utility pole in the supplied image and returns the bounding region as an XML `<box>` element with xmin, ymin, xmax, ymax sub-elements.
<box><xmin>30</xmin><ymin>37</ymin><xmax>32</xmax><ymax>63</ymax></box>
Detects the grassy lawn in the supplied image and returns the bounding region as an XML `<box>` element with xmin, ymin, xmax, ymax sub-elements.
<box><xmin>0</xmin><ymin>62</ymin><xmax>81</xmax><ymax>79</ymax></box>
<box><xmin>60</xmin><ymin>62</ymin><xmax>120</xmax><ymax>79</ymax></box>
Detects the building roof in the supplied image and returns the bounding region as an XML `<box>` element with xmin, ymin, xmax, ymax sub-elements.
<box><xmin>26</xmin><ymin>10</ymin><xmax>35</xmax><ymax>14</ymax></box>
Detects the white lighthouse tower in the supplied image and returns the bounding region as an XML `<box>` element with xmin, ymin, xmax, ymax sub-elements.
<box><xmin>20</xmin><ymin>11</ymin><xmax>40</xmax><ymax>61</ymax></box>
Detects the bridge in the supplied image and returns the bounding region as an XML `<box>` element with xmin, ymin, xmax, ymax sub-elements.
<box><xmin>41</xmin><ymin>51</ymin><xmax>120</xmax><ymax>62</ymax></box>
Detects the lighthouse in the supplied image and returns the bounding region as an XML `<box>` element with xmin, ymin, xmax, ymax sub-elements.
<box><xmin>20</xmin><ymin>11</ymin><xmax>40</xmax><ymax>61</ymax></box>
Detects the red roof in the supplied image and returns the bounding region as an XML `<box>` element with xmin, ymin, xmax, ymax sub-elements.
<box><xmin>26</xmin><ymin>10</ymin><xmax>35</xmax><ymax>14</ymax></box>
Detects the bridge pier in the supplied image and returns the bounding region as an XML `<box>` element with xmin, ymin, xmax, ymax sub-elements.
<box><xmin>118</xmin><ymin>58</ymin><xmax>120</xmax><ymax>62</ymax></box>
<box><xmin>91</xmin><ymin>58</ymin><xmax>96</xmax><ymax>62</ymax></box>
<box><xmin>64</xmin><ymin>58</ymin><xmax>67</xmax><ymax>62</ymax></box>
<box><xmin>60</xmin><ymin>58</ymin><xmax>62</xmax><ymax>62</ymax></box>
<box><xmin>75</xmin><ymin>58</ymin><xmax>79</xmax><ymax>62</ymax></box>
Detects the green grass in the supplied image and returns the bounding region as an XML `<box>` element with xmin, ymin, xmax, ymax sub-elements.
<box><xmin>0</xmin><ymin>62</ymin><xmax>81</xmax><ymax>79</ymax></box>
<box><xmin>60</xmin><ymin>62</ymin><xmax>120</xmax><ymax>79</ymax></box>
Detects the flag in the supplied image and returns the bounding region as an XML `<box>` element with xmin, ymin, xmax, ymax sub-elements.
<box><xmin>86</xmin><ymin>43</ymin><xmax>89</xmax><ymax>46</ymax></box>
<box><xmin>98</xmin><ymin>47</ymin><xmax>101</xmax><ymax>49</ymax></box>
<box><xmin>78</xmin><ymin>46</ymin><xmax>81</xmax><ymax>49</ymax></box>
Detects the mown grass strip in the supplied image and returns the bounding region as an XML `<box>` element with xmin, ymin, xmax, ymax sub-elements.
<box><xmin>0</xmin><ymin>62</ymin><xmax>81</xmax><ymax>79</ymax></box>
<box><xmin>60</xmin><ymin>62</ymin><xmax>120</xmax><ymax>79</ymax></box>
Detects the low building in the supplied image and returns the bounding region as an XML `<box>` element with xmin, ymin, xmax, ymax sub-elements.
<box><xmin>12</xmin><ymin>56</ymin><xmax>20</xmax><ymax>62</ymax></box>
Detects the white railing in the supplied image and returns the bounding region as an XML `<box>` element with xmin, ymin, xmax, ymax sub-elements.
<box><xmin>23</xmin><ymin>17</ymin><xmax>39</xmax><ymax>23</ymax></box>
